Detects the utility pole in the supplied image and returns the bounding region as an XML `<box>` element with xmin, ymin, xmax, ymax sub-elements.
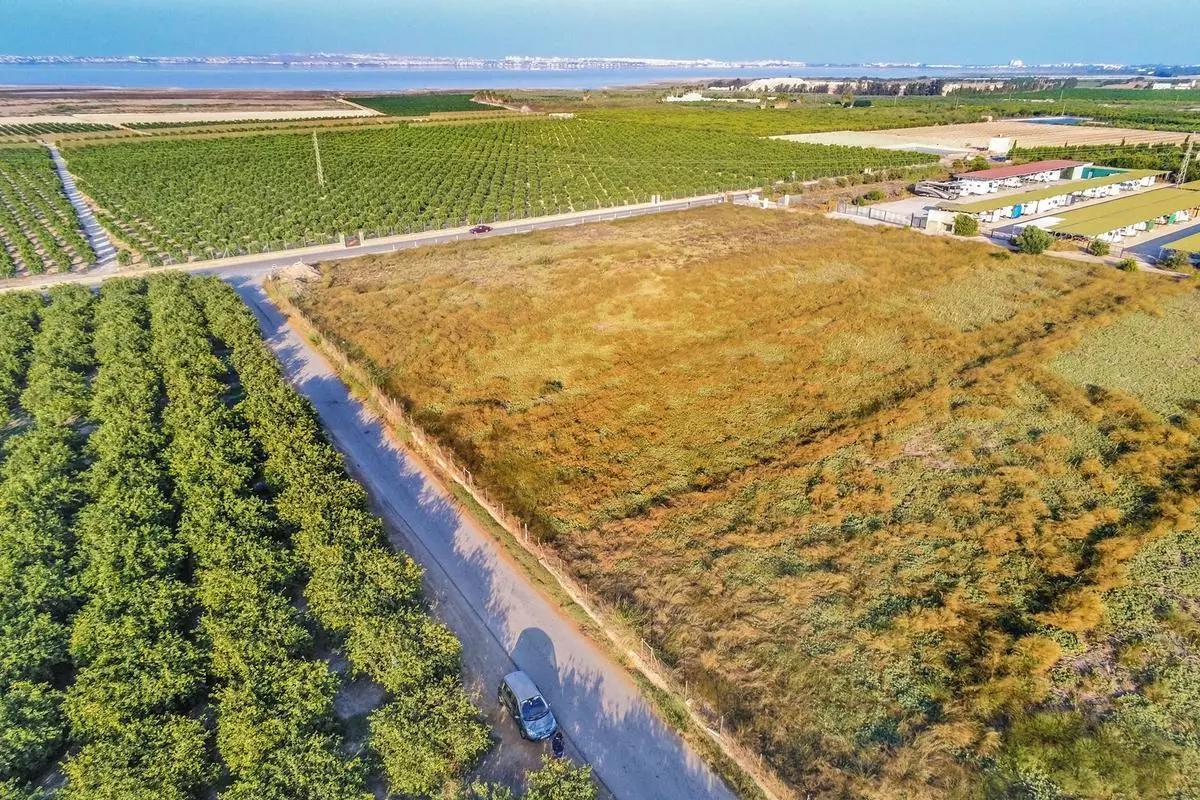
<box><xmin>312</xmin><ymin>131</ymin><xmax>325</xmax><ymax>189</ymax></box>
<box><xmin>1059</xmin><ymin>86</ymin><xmax>1067</xmax><ymax>118</ymax></box>
<box><xmin>1178</xmin><ymin>136</ymin><xmax>1195</xmax><ymax>185</ymax></box>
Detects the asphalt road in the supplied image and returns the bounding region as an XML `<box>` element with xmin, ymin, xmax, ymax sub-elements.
<box><xmin>226</xmin><ymin>272</ymin><xmax>736</xmax><ymax>800</ymax></box>
<box><xmin>2</xmin><ymin>191</ymin><xmax>744</xmax><ymax>294</ymax></box>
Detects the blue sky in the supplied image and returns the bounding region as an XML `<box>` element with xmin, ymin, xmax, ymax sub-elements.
<box><xmin>0</xmin><ymin>0</ymin><xmax>1186</xmax><ymax>64</ymax></box>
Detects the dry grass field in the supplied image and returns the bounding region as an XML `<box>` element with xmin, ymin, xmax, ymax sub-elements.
<box><xmin>286</xmin><ymin>205</ymin><xmax>1200</xmax><ymax>799</ymax></box>
<box><xmin>776</xmin><ymin>120</ymin><xmax>1192</xmax><ymax>154</ymax></box>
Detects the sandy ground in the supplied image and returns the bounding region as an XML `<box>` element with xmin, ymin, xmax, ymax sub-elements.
<box><xmin>0</xmin><ymin>87</ymin><xmax>361</xmax><ymax>118</ymax></box>
<box><xmin>0</xmin><ymin>108</ymin><xmax>376</xmax><ymax>124</ymax></box>
<box><xmin>774</xmin><ymin>120</ymin><xmax>1191</xmax><ymax>154</ymax></box>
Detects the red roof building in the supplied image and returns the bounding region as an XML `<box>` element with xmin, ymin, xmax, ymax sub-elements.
<box><xmin>952</xmin><ymin>159</ymin><xmax>1086</xmax><ymax>182</ymax></box>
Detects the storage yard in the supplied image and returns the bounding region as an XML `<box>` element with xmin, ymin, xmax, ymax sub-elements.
<box><xmin>943</xmin><ymin>169</ymin><xmax>1164</xmax><ymax>217</ymax></box>
<box><xmin>1041</xmin><ymin>185</ymin><xmax>1200</xmax><ymax>241</ymax></box>
<box><xmin>845</xmin><ymin>153</ymin><xmax>1200</xmax><ymax>260</ymax></box>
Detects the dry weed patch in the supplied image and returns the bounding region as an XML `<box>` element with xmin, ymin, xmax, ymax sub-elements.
<box><xmin>289</xmin><ymin>205</ymin><xmax>1200</xmax><ymax>799</ymax></box>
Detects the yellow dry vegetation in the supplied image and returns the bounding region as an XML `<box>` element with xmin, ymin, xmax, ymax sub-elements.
<box><xmin>289</xmin><ymin>205</ymin><xmax>1200</xmax><ymax>799</ymax></box>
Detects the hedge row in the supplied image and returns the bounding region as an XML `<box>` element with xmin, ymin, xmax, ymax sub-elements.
<box><xmin>147</xmin><ymin>274</ymin><xmax>368</xmax><ymax>800</ymax></box>
<box><xmin>0</xmin><ymin>293</ymin><xmax>40</xmax><ymax>426</ymax></box>
<box><xmin>19</xmin><ymin>286</ymin><xmax>93</xmax><ymax>428</ymax></box>
<box><xmin>62</xmin><ymin>279</ymin><xmax>212</xmax><ymax>799</ymax></box>
<box><xmin>192</xmin><ymin>276</ymin><xmax>490</xmax><ymax>795</ymax></box>
<box><xmin>0</xmin><ymin>288</ymin><xmax>91</xmax><ymax>792</ymax></box>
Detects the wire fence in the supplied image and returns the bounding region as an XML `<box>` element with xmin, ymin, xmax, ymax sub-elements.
<box><xmin>267</xmin><ymin>290</ymin><xmax>789</xmax><ymax>800</ymax></box>
<box><xmin>835</xmin><ymin>200</ymin><xmax>925</xmax><ymax>228</ymax></box>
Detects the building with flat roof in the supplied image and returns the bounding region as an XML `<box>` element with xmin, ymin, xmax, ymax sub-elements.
<box><xmin>952</xmin><ymin>159</ymin><xmax>1090</xmax><ymax>195</ymax></box>
<box><xmin>1043</xmin><ymin>186</ymin><xmax>1200</xmax><ymax>242</ymax></box>
<box><xmin>943</xmin><ymin>169</ymin><xmax>1163</xmax><ymax>222</ymax></box>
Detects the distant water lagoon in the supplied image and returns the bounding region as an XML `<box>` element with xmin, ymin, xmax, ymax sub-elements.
<box><xmin>0</xmin><ymin>62</ymin><xmax>1054</xmax><ymax>92</ymax></box>
<box><xmin>1018</xmin><ymin>116</ymin><xmax>1093</xmax><ymax>125</ymax></box>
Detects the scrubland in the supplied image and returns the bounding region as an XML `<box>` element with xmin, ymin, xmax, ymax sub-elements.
<box><xmin>290</xmin><ymin>205</ymin><xmax>1200</xmax><ymax>799</ymax></box>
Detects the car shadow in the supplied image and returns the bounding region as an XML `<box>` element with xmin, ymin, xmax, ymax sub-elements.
<box><xmin>224</xmin><ymin>275</ymin><xmax>732</xmax><ymax>800</ymax></box>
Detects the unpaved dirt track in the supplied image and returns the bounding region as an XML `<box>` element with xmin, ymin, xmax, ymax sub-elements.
<box><xmin>225</xmin><ymin>273</ymin><xmax>737</xmax><ymax>800</ymax></box>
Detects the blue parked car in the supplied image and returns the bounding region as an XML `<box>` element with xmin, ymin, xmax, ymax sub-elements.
<box><xmin>498</xmin><ymin>670</ymin><xmax>558</xmax><ymax>741</ymax></box>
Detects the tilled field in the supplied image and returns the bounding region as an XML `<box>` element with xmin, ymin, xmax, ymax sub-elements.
<box><xmin>775</xmin><ymin>119</ymin><xmax>1192</xmax><ymax>153</ymax></box>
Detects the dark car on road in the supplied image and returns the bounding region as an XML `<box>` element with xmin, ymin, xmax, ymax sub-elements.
<box><xmin>498</xmin><ymin>670</ymin><xmax>558</xmax><ymax>741</ymax></box>
<box><xmin>470</xmin><ymin>224</ymin><xmax>493</xmax><ymax>234</ymax></box>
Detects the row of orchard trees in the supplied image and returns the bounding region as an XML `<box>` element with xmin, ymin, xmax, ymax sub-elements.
<box><xmin>63</xmin><ymin>118</ymin><xmax>937</xmax><ymax>262</ymax></box>
<box><xmin>61</xmin><ymin>279</ymin><xmax>210</xmax><ymax>798</ymax></box>
<box><xmin>0</xmin><ymin>276</ymin><xmax>594</xmax><ymax>800</ymax></box>
<box><xmin>191</xmin><ymin>275</ymin><xmax>493</xmax><ymax>794</ymax></box>
<box><xmin>0</xmin><ymin>149</ymin><xmax>93</xmax><ymax>276</ymax></box>
<box><xmin>145</xmin><ymin>276</ymin><xmax>369</xmax><ymax>799</ymax></box>
<box><xmin>0</xmin><ymin>286</ymin><xmax>93</xmax><ymax>795</ymax></box>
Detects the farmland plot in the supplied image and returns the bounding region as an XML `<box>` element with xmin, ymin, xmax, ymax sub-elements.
<box><xmin>288</xmin><ymin>205</ymin><xmax>1200</xmax><ymax>799</ymax></box>
<box><xmin>350</xmin><ymin>93</ymin><xmax>491</xmax><ymax>115</ymax></box>
<box><xmin>0</xmin><ymin>277</ymin><xmax>502</xmax><ymax>800</ymax></box>
<box><xmin>61</xmin><ymin>118</ymin><xmax>934</xmax><ymax>263</ymax></box>
<box><xmin>0</xmin><ymin>148</ymin><xmax>93</xmax><ymax>276</ymax></box>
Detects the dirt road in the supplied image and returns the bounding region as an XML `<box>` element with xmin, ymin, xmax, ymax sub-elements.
<box><xmin>225</xmin><ymin>273</ymin><xmax>736</xmax><ymax>800</ymax></box>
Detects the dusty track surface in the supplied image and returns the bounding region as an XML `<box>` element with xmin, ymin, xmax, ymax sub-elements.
<box><xmin>220</xmin><ymin>273</ymin><xmax>736</xmax><ymax>800</ymax></box>
<box><xmin>0</xmin><ymin>86</ymin><xmax>353</xmax><ymax>116</ymax></box>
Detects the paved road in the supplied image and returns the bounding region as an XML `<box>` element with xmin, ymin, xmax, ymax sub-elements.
<box><xmin>1123</xmin><ymin>220</ymin><xmax>1200</xmax><ymax>260</ymax></box>
<box><xmin>45</xmin><ymin>143</ymin><xmax>117</xmax><ymax>270</ymax></box>
<box><xmin>225</xmin><ymin>271</ymin><xmax>736</xmax><ymax>800</ymax></box>
<box><xmin>2</xmin><ymin>191</ymin><xmax>744</xmax><ymax>294</ymax></box>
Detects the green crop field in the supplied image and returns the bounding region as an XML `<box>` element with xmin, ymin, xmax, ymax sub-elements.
<box><xmin>287</xmin><ymin>205</ymin><xmax>1200</xmax><ymax>800</ymax></box>
<box><xmin>0</xmin><ymin>123</ymin><xmax>117</xmax><ymax>138</ymax></box>
<box><xmin>580</xmin><ymin>101</ymin><xmax>1004</xmax><ymax>136</ymax></box>
<box><xmin>0</xmin><ymin>276</ymin><xmax>592</xmax><ymax>800</ymax></box>
<box><xmin>350</xmin><ymin>93</ymin><xmax>491</xmax><ymax>115</ymax></box>
<box><xmin>580</xmin><ymin>92</ymin><xmax>1200</xmax><ymax>136</ymax></box>
<box><xmin>61</xmin><ymin>117</ymin><xmax>934</xmax><ymax>263</ymax></box>
<box><xmin>1012</xmin><ymin>142</ymin><xmax>1187</xmax><ymax>173</ymax></box>
<box><xmin>958</xmin><ymin>87</ymin><xmax>1200</xmax><ymax>103</ymax></box>
<box><xmin>0</xmin><ymin>148</ymin><xmax>93</xmax><ymax>276</ymax></box>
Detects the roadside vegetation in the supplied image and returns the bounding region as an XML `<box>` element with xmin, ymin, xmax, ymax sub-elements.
<box><xmin>0</xmin><ymin>276</ymin><xmax>592</xmax><ymax>800</ymax></box>
<box><xmin>288</xmin><ymin>204</ymin><xmax>1200</xmax><ymax>800</ymax></box>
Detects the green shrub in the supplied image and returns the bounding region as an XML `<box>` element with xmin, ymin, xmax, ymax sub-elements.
<box><xmin>1158</xmin><ymin>249</ymin><xmax>1188</xmax><ymax>269</ymax></box>
<box><xmin>1086</xmin><ymin>238</ymin><xmax>1110</xmax><ymax>256</ymax></box>
<box><xmin>953</xmin><ymin>214</ymin><xmax>980</xmax><ymax>237</ymax></box>
<box><xmin>1116</xmin><ymin>257</ymin><xmax>1138</xmax><ymax>272</ymax></box>
<box><xmin>852</xmin><ymin>188</ymin><xmax>887</xmax><ymax>206</ymax></box>
<box><xmin>524</xmin><ymin>756</ymin><xmax>598</xmax><ymax>800</ymax></box>
<box><xmin>368</xmin><ymin>679</ymin><xmax>490</xmax><ymax>797</ymax></box>
<box><xmin>0</xmin><ymin>682</ymin><xmax>64</xmax><ymax>780</ymax></box>
<box><xmin>1014</xmin><ymin>226</ymin><xmax>1053</xmax><ymax>255</ymax></box>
